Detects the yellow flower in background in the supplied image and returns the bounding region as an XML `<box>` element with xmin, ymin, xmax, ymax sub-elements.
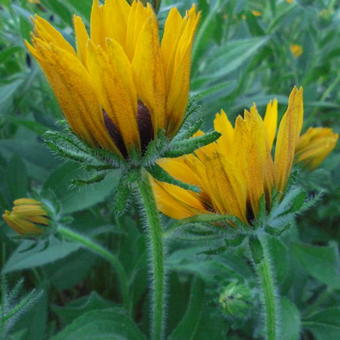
<box><xmin>2</xmin><ymin>198</ymin><xmax>49</xmax><ymax>235</ymax></box>
<box><xmin>152</xmin><ymin>87</ymin><xmax>304</xmax><ymax>223</ymax></box>
<box><xmin>28</xmin><ymin>0</ymin><xmax>40</xmax><ymax>4</ymax></box>
<box><xmin>296</xmin><ymin>127</ymin><xmax>338</xmax><ymax>170</ymax></box>
<box><xmin>290</xmin><ymin>44</ymin><xmax>303</xmax><ymax>58</ymax></box>
<box><xmin>251</xmin><ymin>10</ymin><xmax>262</xmax><ymax>17</ymax></box>
<box><xmin>26</xmin><ymin>0</ymin><xmax>200</xmax><ymax>157</ymax></box>
<box><xmin>286</xmin><ymin>0</ymin><xmax>294</xmax><ymax>3</ymax></box>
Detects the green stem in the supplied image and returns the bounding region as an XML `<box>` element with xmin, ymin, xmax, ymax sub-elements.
<box><xmin>251</xmin><ymin>233</ymin><xmax>280</xmax><ymax>340</ymax></box>
<box><xmin>137</xmin><ymin>170</ymin><xmax>165</xmax><ymax>340</ymax></box>
<box><xmin>58</xmin><ymin>225</ymin><xmax>130</xmax><ymax>312</ymax></box>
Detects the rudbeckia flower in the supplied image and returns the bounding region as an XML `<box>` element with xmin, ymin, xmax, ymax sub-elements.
<box><xmin>290</xmin><ymin>44</ymin><xmax>303</xmax><ymax>58</ymax></box>
<box><xmin>2</xmin><ymin>198</ymin><xmax>49</xmax><ymax>235</ymax></box>
<box><xmin>26</xmin><ymin>0</ymin><xmax>200</xmax><ymax>158</ymax></box>
<box><xmin>296</xmin><ymin>127</ymin><xmax>338</xmax><ymax>170</ymax></box>
<box><xmin>152</xmin><ymin>87</ymin><xmax>304</xmax><ymax>223</ymax></box>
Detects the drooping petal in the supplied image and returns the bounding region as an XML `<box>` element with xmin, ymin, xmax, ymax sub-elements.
<box><xmin>274</xmin><ymin>87</ymin><xmax>303</xmax><ymax>192</ymax></box>
<box><xmin>87</xmin><ymin>39</ymin><xmax>140</xmax><ymax>151</ymax></box>
<box><xmin>26</xmin><ymin>39</ymin><xmax>120</xmax><ymax>154</ymax></box>
<box><xmin>132</xmin><ymin>4</ymin><xmax>166</xmax><ymax>132</ymax></box>
<box><xmin>152</xmin><ymin>180</ymin><xmax>207</xmax><ymax>219</ymax></box>
<box><xmin>162</xmin><ymin>6</ymin><xmax>200</xmax><ymax>135</ymax></box>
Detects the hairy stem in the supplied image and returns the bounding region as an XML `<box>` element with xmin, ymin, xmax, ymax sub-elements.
<box><xmin>137</xmin><ymin>170</ymin><xmax>165</xmax><ymax>340</ymax></box>
<box><xmin>58</xmin><ymin>225</ymin><xmax>130</xmax><ymax>312</ymax></box>
<box><xmin>251</xmin><ymin>233</ymin><xmax>280</xmax><ymax>340</ymax></box>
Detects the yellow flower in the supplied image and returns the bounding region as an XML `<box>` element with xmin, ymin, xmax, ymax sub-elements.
<box><xmin>296</xmin><ymin>127</ymin><xmax>338</xmax><ymax>170</ymax></box>
<box><xmin>290</xmin><ymin>44</ymin><xmax>303</xmax><ymax>58</ymax></box>
<box><xmin>286</xmin><ymin>0</ymin><xmax>294</xmax><ymax>3</ymax></box>
<box><xmin>2</xmin><ymin>198</ymin><xmax>49</xmax><ymax>235</ymax></box>
<box><xmin>28</xmin><ymin>0</ymin><xmax>40</xmax><ymax>4</ymax></box>
<box><xmin>251</xmin><ymin>10</ymin><xmax>262</xmax><ymax>17</ymax></box>
<box><xmin>152</xmin><ymin>87</ymin><xmax>304</xmax><ymax>224</ymax></box>
<box><xmin>26</xmin><ymin>0</ymin><xmax>200</xmax><ymax>157</ymax></box>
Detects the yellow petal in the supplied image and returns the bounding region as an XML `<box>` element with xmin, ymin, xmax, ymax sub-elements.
<box><xmin>234</xmin><ymin>109</ymin><xmax>268</xmax><ymax>215</ymax></box>
<box><xmin>214</xmin><ymin>110</ymin><xmax>234</xmax><ymax>158</ymax></box>
<box><xmin>157</xmin><ymin>157</ymin><xmax>201</xmax><ymax>188</ymax></box>
<box><xmin>152</xmin><ymin>180</ymin><xmax>207</xmax><ymax>220</ymax></box>
<box><xmin>264</xmin><ymin>99</ymin><xmax>278</xmax><ymax>151</ymax></box>
<box><xmin>87</xmin><ymin>39</ymin><xmax>140</xmax><ymax>151</ymax></box>
<box><xmin>27</xmin><ymin>40</ymin><xmax>120</xmax><ymax>154</ymax></box>
<box><xmin>90</xmin><ymin>0</ymin><xmax>105</xmax><ymax>47</ymax></box>
<box><xmin>132</xmin><ymin>4</ymin><xmax>166</xmax><ymax>132</ymax></box>
<box><xmin>14</xmin><ymin>198</ymin><xmax>41</xmax><ymax>205</ymax></box>
<box><xmin>73</xmin><ymin>15</ymin><xmax>89</xmax><ymax>66</ymax></box>
<box><xmin>102</xmin><ymin>0</ymin><xmax>130</xmax><ymax>47</ymax></box>
<box><xmin>32</xmin><ymin>16</ymin><xmax>75</xmax><ymax>54</ymax></box>
<box><xmin>274</xmin><ymin>87</ymin><xmax>304</xmax><ymax>192</ymax></box>
<box><xmin>163</xmin><ymin>6</ymin><xmax>200</xmax><ymax>135</ymax></box>
<box><xmin>204</xmin><ymin>156</ymin><xmax>247</xmax><ymax>222</ymax></box>
<box><xmin>296</xmin><ymin>127</ymin><xmax>338</xmax><ymax>170</ymax></box>
<box><xmin>13</xmin><ymin>205</ymin><xmax>47</xmax><ymax>216</ymax></box>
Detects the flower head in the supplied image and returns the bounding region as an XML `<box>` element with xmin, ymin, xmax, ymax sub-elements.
<box><xmin>2</xmin><ymin>198</ymin><xmax>50</xmax><ymax>235</ymax></box>
<box><xmin>152</xmin><ymin>87</ymin><xmax>304</xmax><ymax>224</ymax></box>
<box><xmin>296</xmin><ymin>127</ymin><xmax>338</xmax><ymax>170</ymax></box>
<box><xmin>26</xmin><ymin>0</ymin><xmax>200</xmax><ymax>158</ymax></box>
<box><xmin>290</xmin><ymin>44</ymin><xmax>303</xmax><ymax>58</ymax></box>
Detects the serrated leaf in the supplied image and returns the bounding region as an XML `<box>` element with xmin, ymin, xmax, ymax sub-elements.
<box><xmin>113</xmin><ymin>174</ymin><xmax>131</xmax><ymax>217</ymax></box>
<box><xmin>164</xmin><ymin>131</ymin><xmax>220</xmax><ymax>158</ymax></box>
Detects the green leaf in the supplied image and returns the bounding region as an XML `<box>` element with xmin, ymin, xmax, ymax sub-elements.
<box><xmin>43</xmin><ymin>163</ymin><xmax>119</xmax><ymax>214</ymax></box>
<box><xmin>169</xmin><ymin>277</ymin><xmax>205</xmax><ymax>340</ymax></box>
<box><xmin>201</xmin><ymin>37</ymin><xmax>269</xmax><ymax>79</ymax></box>
<box><xmin>303</xmin><ymin>308</ymin><xmax>340</xmax><ymax>340</ymax></box>
<box><xmin>2</xmin><ymin>239</ymin><xmax>81</xmax><ymax>273</ymax></box>
<box><xmin>0</xmin><ymin>79</ymin><xmax>24</xmax><ymax>106</ymax></box>
<box><xmin>113</xmin><ymin>174</ymin><xmax>131</xmax><ymax>217</ymax></box>
<box><xmin>52</xmin><ymin>292</ymin><xmax>114</xmax><ymax>325</ymax></box>
<box><xmin>164</xmin><ymin>131</ymin><xmax>220</xmax><ymax>158</ymax></box>
<box><xmin>292</xmin><ymin>242</ymin><xmax>340</xmax><ymax>289</ymax></box>
<box><xmin>281</xmin><ymin>298</ymin><xmax>301</xmax><ymax>340</ymax></box>
<box><xmin>267</xmin><ymin>237</ymin><xmax>291</xmax><ymax>291</ymax></box>
<box><xmin>51</xmin><ymin>308</ymin><xmax>146</xmax><ymax>340</ymax></box>
<box><xmin>5</xmin><ymin>154</ymin><xmax>28</xmax><ymax>201</ymax></box>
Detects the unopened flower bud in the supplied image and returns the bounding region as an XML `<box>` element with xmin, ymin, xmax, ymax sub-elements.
<box><xmin>2</xmin><ymin>198</ymin><xmax>50</xmax><ymax>236</ymax></box>
<box><xmin>218</xmin><ymin>281</ymin><xmax>252</xmax><ymax>318</ymax></box>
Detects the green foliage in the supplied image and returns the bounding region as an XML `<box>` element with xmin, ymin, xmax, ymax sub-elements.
<box><xmin>0</xmin><ymin>0</ymin><xmax>339</xmax><ymax>339</ymax></box>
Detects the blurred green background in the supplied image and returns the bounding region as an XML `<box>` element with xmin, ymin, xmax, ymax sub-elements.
<box><xmin>0</xmin><ymin>0</ymin><xmax>339</xmax><ymax>339</ymax></box>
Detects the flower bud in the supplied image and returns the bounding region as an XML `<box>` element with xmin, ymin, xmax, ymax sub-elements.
<box><xmin>2</xmin><ymin>198</ymin><xmax>50</xmax><ymax>236</ymax></box>
<box><xmin>296</xmin><ymin>127</ymin><xmax>338</xmax><ymax>170</ymax></box>
<box><xmin>218</xmin><ymin>281</ymin><xmax>252</xmax><ymax>318</ymax></box>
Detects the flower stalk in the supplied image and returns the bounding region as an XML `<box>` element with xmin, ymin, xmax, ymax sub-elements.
<box><xmin>57</xmin><ymin>225</ymin><xmax>130</xmax><ymax>313</ymax></box>
<box><xmin>250</xmin><ymin>233</ymin><xmax>280</xmax><ymax>340</ymax></box>
<box><xmin>137</xmin><ymin>170</ymin><xmax>166</xmax><ymax>340</ymax></box>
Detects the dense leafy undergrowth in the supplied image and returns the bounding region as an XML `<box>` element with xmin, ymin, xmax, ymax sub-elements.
<box><xmin>0</xmin><ymin>0</ymin><xmax>339</xmax><ymax>339</ymax></box>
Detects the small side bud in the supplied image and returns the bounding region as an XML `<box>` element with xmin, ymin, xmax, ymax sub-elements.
<box><xmin>218</xmin><ymin>281</ymin><xmax>252</xmax><ymax>318</ymax></box>
<box><xmin>2</xmin><ymin>198</ymin><xmax>50</xmax><ymax>236</ymax></box>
